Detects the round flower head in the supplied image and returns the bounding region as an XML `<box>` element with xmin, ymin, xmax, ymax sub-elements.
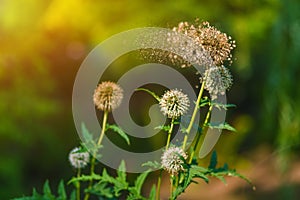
<box><xmin>173</xmin><ymin>21</ymin><xmax>236</xmax><ymax>66</ymax></box>
<box><xmin>203</xmin><ymin>65</ymin><xmax>233</xmax><ymax>100</ymax></box>
<box><xmin>161</xmin><ymin>146</ymin><xmax>187</xmax><ymax>174</ymax></box>
<box><xmin>69</xmin><ymin>147</ymin><xmax>90</xmax><ymax>169</ymax></box>
<box><xmin>93</xmin><ymin>81</ymin><xmax>123</xmax><ymax>112</ymax></box>
<box><xmin>159</xmin><ymin>89</ymin><xmax>190</xmax><ymax>119</ymax></box>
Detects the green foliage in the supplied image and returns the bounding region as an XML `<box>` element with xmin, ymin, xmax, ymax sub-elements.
<box><xmin>199</xmin><ymin>96</ymin><xmax>210</xmax><ymax>107</ymax></box>
<box><xmin>207</xmin><ymin>122</ymin><xmax>237</xmax><ymax>132</ymax></box>
<box><xmin>81</xmin><ymin>123</ymin><xmax>94</xmax><ymax>142</ymax></box>
<box><xmin>68</xmin><ymin>173</ymin><xmax>102</xmax><ymax>184</ymax></box>
<box><xmin>106</xmin><ymin>124</ymin><xmax>130</xmax><ymax>145</ymax></box>
<box><xmin>206</xmin><ymin>151</ymin><xmax>252</xmax><ymax>185</ymax></box>
<box><xmin>171</xmin><ymin>151</ymin><xmax>252</xmax><ymax>199</ymax></box>
<box><xmin>142</xmin><ymin>161</ymin><xmax>161</xmax><ymax>170</ymax></box>
<box><xmin>127</xmin><ymin>171</ymin><xmax>151</xmax><ymax>200</ymax></box>
<box><xmin>81</xmin><ymin>123</ymin><xmax>101</xmax><ymax>154</ymax></box>
<box><xmin>13</xmin><ymin>180</ymin><xmax>73</xmax><ymax>200</ymax></box>
<box><xmin>148</xmin><ymin>185</ymin><xmax>156</xmax><ymax>200</ymax></box>
<box><xmin>155</xmin><ymin>125</ymin><xmax>171</xmax><ymax>132</ymax></box>
<box><xmin>208</xmin><ymin>150</ymin><xmax>218</xmax><ymax>169</ymax></box>
<box><xmin>211</xmin><ymin>102</ymin><xmax>236</xmax><ymax>110</ymax></box>
<box><xmin>84</xmin><ymin>161</ymin><xmax>151</xmax><ymax>200</ymax></box>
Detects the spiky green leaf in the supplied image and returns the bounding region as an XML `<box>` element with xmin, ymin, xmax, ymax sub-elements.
<box><xmin>142</xmin><ymin>161</ymin><xmax>161</xmax><ymax>170</ymax></box>
<box><xmin>148</xmin><ymin>185</ymin><xmax>156</xmax><ymax>200</ymax></box>
<box><xmin>57</xmin><ymin>180</ymin><xmax>67</xmax><ymax>200</ymax></box>
<box><xmin>212</xmin><ymin>102</ymin><xmax>236</xmax><ymax>110</ymax></box>
<box><xmin>106</xmin><ymin>124</ymin><xmax>130</xmax><ymax>145</ymax></box>
<box><xmin>134</xmin><ymin>171</ymin><xmax>150</xmax><ymax>195</ymax></box>
<box><xmin>208</xmin><ymin>151</ymin><xmax>218</xmax><ymax>169</ymax></box>
<box><xmin>154</xmin><ymin>125</ymin><xmax>171</xmax><ymax>132</ymax></box>
<box><xmin>207</xmin><ymin>122</ymin><xmax>237</xmax><ymax>132</ymax></box>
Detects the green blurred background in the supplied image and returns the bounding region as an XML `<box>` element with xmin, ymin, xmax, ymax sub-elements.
<box><xmin>0</xmin><ymin>0</ymin><xmax>300</xmax><ymax>199</ymax></box>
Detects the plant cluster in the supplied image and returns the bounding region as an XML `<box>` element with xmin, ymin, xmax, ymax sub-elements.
<box><xmin>14</xmin><ymin>20</ymin><xmax>252</xmax><ymax>200</ymax></box>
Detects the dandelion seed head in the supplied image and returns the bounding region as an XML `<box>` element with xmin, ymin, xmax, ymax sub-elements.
<box><xmin>159</xmin><ymin>89</ymin><xmax>190</xmax><ymax>119</ymax></box>
<box><xmin>93</xmin><ymin>81</ymin><xmax>123</xmax><ymax>112</ymax></box>
<box><xmin>69</xmin><ymin>147</ymin><xmax>90</xmax><ymax>169</ymax></box>
<box><xmin>161</xmin><ymin>146</ymin><xmax>187</xmax><ymax>175</ymax></box>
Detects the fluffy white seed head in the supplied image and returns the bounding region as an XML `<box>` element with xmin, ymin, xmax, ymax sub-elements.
<box><xmin>93</xmin><ymin>81</ymin><xmax>123</xmax><ymax>112</ymax></box>
<box><xmin>68</xmin><ymin>147</ymin><xmax>90</xmax><ymax>169</ymax></box>
<box><xmin>161</xmin><ymin>146</ymin><xmax>187</xmax><ymax>175</ymax></box>
<box><xmin>159</xmin><ymin>89</ymin><xmax>190</xmax><ymax>119</ymax></box>
<box><xmin>203</xmin><ymin>65</ymin><xmax>233</xmax><ymax>100</ymax></box>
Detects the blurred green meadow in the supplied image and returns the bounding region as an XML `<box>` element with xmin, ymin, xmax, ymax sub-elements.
<box><xmin>0</xmin><ymin>0</ymin><xmax>300</xmax><ymax>199</ymax></box>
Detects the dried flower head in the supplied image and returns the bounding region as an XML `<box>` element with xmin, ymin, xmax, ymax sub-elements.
<box><xmin>69</xmin><ymin>147</ymin><xmax>90</xmax><ymax>169</ymax></box>
<box><xmin>159</xmin><ymin>89</ymin><xmax>190</xmax><ymax>119</ymax></box>
<box><xmin>203</xmin><ymin>65</ymin><xmax>233</xmax><ymax>100</ymax></box>
<box><xmin>161</xmin><ymin>146</ymin><xmax>187</xmax><ymax>174</ymax></box>
<box><xmin>93</xmin><ymin>81</ymin><xmax>123</xmax><ymax>112</ymax></box>
<box><xmin>173</xmin><ymin>21</ymin><xmax>236</xmax><ymax>66</ymax></box>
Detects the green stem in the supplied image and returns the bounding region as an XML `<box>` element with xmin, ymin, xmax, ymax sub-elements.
<box><xmin>182</xmin><ymin>80</ymin><xmax>206</xmax><ymax>150</ymax></box>
<box><xmin>84</xmin><ymin>111</ymin><xmax>109</xmax><ymax>200</ymax></box>
<box><xmin>156</xmin><ymin>118</ymin><xmax>175</xmax><ymax>200</ymax></box>
<box><xmin>166</xmin><ymin>118</ymin><xmax>175</xmax><ymax>150</ymax></box>
<box><xmin>170</xmin><ymin>175</ymin><xmax>174</xmax><ymax>199</ymax></box>
<box><xmin>76</xmin><ymin>168</ymin><xmax>81</xmax><ymax>200</ymax></box>
<box><xmin>97</xmin><ymin>110</ymin><xmax>108</xmax><ymax>146</ymax></box>
<box><xmin>188</xmin><ymin>104</ymin><xmax>213</xmax><ymax>164</ymax></box>
<box><xmin>155</xmin><ymin>170</ymin><xmax>162</xmax><ymax>200</ymax></box>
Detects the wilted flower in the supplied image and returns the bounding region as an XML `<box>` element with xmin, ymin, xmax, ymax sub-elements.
<box><xmin>140</xmin><ymin>20</ymin><xmax>235</xmax><ymax>68</ymax></box>
<box><xmin>93</xmin><ymin>81</ymin><xmax>123</xmax><ymax>112</ymax></box>
<box><xmin>161</xmin><ymin>146</ymin><xmax>187</xmax><ymax>174</ymax></box>
<box><xmin>203</xmin><ymin>65</ymin><xmax>233</xmax><ymax>100</ymax></box>
<box><xmin>69</xmin><ymin>147</ymin><xmax>90</xmax><ymax>169</ymax></box>
<box><xmin>159</xmin><ymin>89</ymin><xmax>190</xmax><ymax>119</ymax></box>
<box><xmin>173</xmin><ymin>20</ymin><xmax>236</xmax><ymax>66</ymax></box>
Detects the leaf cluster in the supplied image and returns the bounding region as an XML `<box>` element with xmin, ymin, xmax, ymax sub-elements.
<box><xmin>13</xmin><ymin>180</ymin><xmax>73</xmax><ymax>200</ymax></box>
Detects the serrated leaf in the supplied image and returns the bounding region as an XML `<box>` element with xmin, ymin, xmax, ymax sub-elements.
<box><xmin>187</xmin><ymin>166</ymin><xmax>209</xmax><ymax>187</ymax></box>
<box><xmin>142</xmin><ymin>161</ymin><xmax>161</xmax><ymax>169</ymax></box>
<box><xmin>212</xmin><ymin>102</ymin><xmax>236</xmax><ymax>110</ymax></box>
<box><xmin>81</xmin><ymin>123</ymin><xmax>94</xmax><ymax>141</ymax></box>
<box><xmin>134</xmin><ymin>171</ymin><xmax>150</xmax><ymax>195</ymax></box>
<box><xmin>57</xmin><ymin>180</ymin><xmax>67</xmax><ymax>200</ymax></box>
<box><xmin>101</xmin><ymin>167</ymin><xmax>128</xmax><ymax>197</ymax></box>
<box><xmin>135</xmin><ymin>88</ymin><xmax>160</xmax><ymax>102</ymax></box>
<box><xmin>32</xmin><ymin>188</ymin><xmax>39</xmax><ymax>197</ymax></box>
<box><xmin>88</xmin><ymin>182</ymin><xmax>114</xmax><ymax>198</ymax></box>
<box><xmin>154</xmin><ymin>125</ymin><xmax>170</xmax><ymax>132</ymax></box>
<box><xmin>43</xmin><ymin>180</ymin><xmax>54</xmax><ymax>199</ymax></box>
<box><xmin>70</xmin><ymin>190</ymin><xmax>76</xmax><ymax>200</ymax></box>
<box><xmin>213</xmin><ymin>174</ymin><xmax>227</xmax><ymax>184</ymax></box>
<box><xmin>208</xmin><ymin>151</ymin><xmax>218</xmax><ymax>169</ymax></box>
<box><xmin>68</xmin><ymin>174</ymin><xmax>102</xmax><ymax>184</ymax></box>
<box><xmin>117</xmin><ymin>160</ymin><xmax>127</xmax><ymax>183</ymax></box>
<box><xmin>106</xmin><ymin>124</ymin><xmax>130</xmax><ymax>145</ymax></box>
<box><xmin>207</xmin><ymin>122</ymin><xmax>237</xmax><ymax>132</ymax></box>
